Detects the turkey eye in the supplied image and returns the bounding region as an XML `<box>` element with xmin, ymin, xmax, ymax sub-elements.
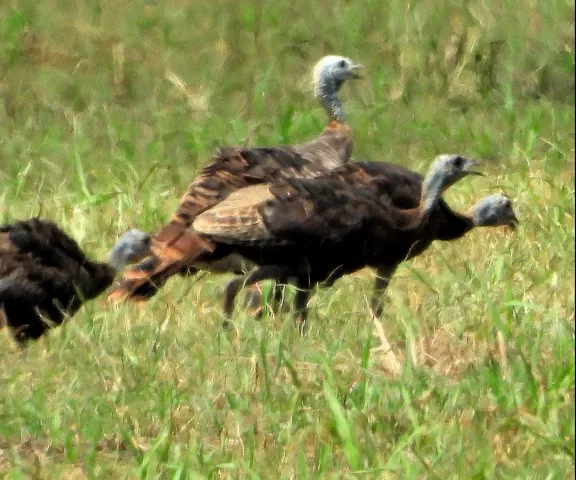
<box><xmin>339</xmin><ymin>60</ymin><xmax>346</xmax><ymax>68</ymax></box>
<box><xmin>453</xmin><ymin>156</ymin><xmax>464</xmax><ymax>168</ymax></box>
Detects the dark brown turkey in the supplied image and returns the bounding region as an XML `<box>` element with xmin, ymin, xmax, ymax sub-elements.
<box><xmin>277</xmin><ymin>160</ymin><xmax>519</xmax><ymax>317</ymax></box>
<box><xmin>0</xmin><ymin>219</ymin><xmax>150</xmax><ymax>344</ymax></box>
<box><xmin>111</xmin><ymin>155</ymin><xmax>518</xmax><ymax>320</ymax></box>
<box><xmin>159</xmin><ymin>155</ymin><xmax>505</xmax><ymax>332</ymax></box>
<box><xmin>109</xmin><ymin>55</ymin><xmax>362</xmax><ymax>303</ymax></box>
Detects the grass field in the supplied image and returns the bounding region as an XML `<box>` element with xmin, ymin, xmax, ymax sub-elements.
<box><xmin>0</xmin><ymin>0</ymin><xmax>574</xmax><ymax>477</ymax></box>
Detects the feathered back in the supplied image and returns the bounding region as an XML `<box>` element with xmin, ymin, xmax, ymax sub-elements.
<box><xmin>167</xmin><ymin>146</ymin><xmax>337</xmax><ymax>229</ymax></box>
<box><xmin>193</xmin><ymin>156</ymin><xmax>485</xmax><ymax>280</ymax></box>
<box><xmin>0</xmin><ymin>218</ymin><xmax>116</xmax><ymax>343</ymax></box>
<box><xmin>0</xmin><ymin>218</ymin><xmax>116</xmax><ymax>297</ymax></box>
<box><xmin>193</xmin><ymin>176</ymin><xmax>413</xmax><ymax>256</ymax></box>
<box><xmin>0</xmin><ymin>218</ymin><xmax>87</xmax><ymax>263</ymax></box>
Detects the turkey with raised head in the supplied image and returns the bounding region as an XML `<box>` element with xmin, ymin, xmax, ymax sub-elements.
<box><xmin>190</xmin><ymin>154</ymin><xmax>498</xmax><ymax>332</ymax></box>
<box><xmin>108</xmin><ymin>55</ymin><xmax>362</xmax><ymax>303</ymax></box>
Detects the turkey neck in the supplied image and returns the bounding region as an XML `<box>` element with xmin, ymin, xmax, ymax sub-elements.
<box><xmin>314</xmin><ymin>77</ymin><xmax>346</xmax><ymax>124</ymax></box>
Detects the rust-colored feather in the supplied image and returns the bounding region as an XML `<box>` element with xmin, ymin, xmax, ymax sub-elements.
<box><xmin>107</xmin><ymin>228</ymin><xmax>217</xmax><ymax>303</ymax></box>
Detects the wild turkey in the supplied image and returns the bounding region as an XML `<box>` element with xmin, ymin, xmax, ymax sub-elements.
<box><xmin>187</xmin><ymin>154</ymin><xmax>501</xmax><ymax>332</ymax></box>
<box><xmin>0</xmin><ymin>218</ymin><xmax>151</xmax><ymax>343</ymax></box>
<box><xmin>283</xmin><ymin>161</ymin><xmax>519</xmax><ymax>317</ymax></box>
<box><xmin>108</xmin><ymin>55</ymin><xmax>362</xmax><ymax>303</ymax></box>
<box><xmin>127</xmin><ymin>157</ymin><xmax>517</xmax><ymax>319</ymax></box>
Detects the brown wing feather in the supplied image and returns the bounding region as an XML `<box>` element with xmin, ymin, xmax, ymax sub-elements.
<box><xmin>193</xmin><ymin>178</ymin><xmax>380</xmax><ymax>248</ymax></box>
<box><xmin>192</xmin><ymin>185</ymin><xmax>276</xmax><ymax>244</ymax></box>
<box><xmin>0</xmin><ymin>232</ymin><xmax>20</xmax><ymax>255</ymax></box>
<box><xmin>208</xmin><ymin>184</ymin><xmax>275</xmax><ymax>210</ymax></box>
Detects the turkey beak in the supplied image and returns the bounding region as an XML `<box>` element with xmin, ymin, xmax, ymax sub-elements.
<box><xmin>507</xmin><ymin>212</ymin><xmax>519</xmax><ymax>231</ymax></box>
<box><xmin>462</xmin><ymin>159</ymin><xmax>484</xmax><ymax>177</ymax></box>
<box><xmin>349</xmin><ymin>64</ymin><xmax>363</xmax><ymax>79</ymax></box>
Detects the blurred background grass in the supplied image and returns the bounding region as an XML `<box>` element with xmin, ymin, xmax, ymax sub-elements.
<box><xmin>0</xmin><ymin>0</ymin><xmax>574</xmax><ymax>478</ymax></box>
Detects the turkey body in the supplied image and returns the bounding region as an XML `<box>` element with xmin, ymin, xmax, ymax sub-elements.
<box><xmin>190</xmin><ymin>155</ymin><xmax>491</xmax><ymax>328</ymax></box>
<box><xmin>109</xmin><ymin>54</ymin><xmax>361</xmax><ymax>302</ymax></box>
<box><xmin>0</xmin><ymin>219</ymin><xmax>118</xmax><ymax>343</ymax></box>
<box><xmin>192</xmin><ymin>177</ymin><xmax>437</xmax><ymax>287</ymax></box>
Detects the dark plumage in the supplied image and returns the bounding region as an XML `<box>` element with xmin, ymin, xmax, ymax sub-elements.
<box><xmin>0</xmin><ymin>219</ymin><xmax>150</xmax><ymax>343</ymax></box>
<box><xmin>188</xmin><ymin>154</ymin><xmax>503</xmax><ymax>331</ymax></box>
<box><xmin>108</xmin><ymin>55</ymin><xmax>362</xmax><ymax>303</ymax></box>
<box><xmin>311</xmin><ymin>160</ymin><xmax>518</xmax><ymax>245</ymax></box>
<box><xmin>237</xmin><ymin>160</ymin><xmax>519</xmax><ymax>318</ymax></box>
<box><xmin>111</xmin><ymin>156</ymin><xmax>517</xmax><ymax>319</ymax></box>
<box><xmin>297</xmin><ymin>161</ymin><xmax>519</xmax><ymax>317</ymax></box>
